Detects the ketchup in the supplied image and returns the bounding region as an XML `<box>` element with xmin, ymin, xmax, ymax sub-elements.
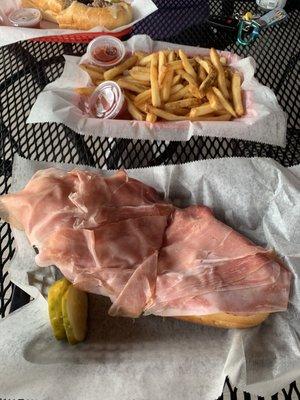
<box><xmin>92</xmin><ymin>45</ymin><xmax>119</xmax><ymax>63</ymax></box>
<box><xmin>88</xmin><ymin>81</ymin><xmax>127</xmax><ymax>119</ymax></box>
<box><xmin>87</xmin><ymin>36</ymin><xmax>126</xmax><ymax>68</ymax></box>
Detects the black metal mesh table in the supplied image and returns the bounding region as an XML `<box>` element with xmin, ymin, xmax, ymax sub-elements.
<box><xmin>0</xmin><ymin>0</ymin><xmax>299</xmax><ymax>398</ymax></box>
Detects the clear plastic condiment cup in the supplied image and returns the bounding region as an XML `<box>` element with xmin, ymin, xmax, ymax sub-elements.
<box><xmin>8</xmin><ymin>7</ymin><xmax>42</xmax><ymax>28</ymax></box>
<box><xmin>88</xmin><ymin>81</ymin><xmax>127</xmax><ymax>119</ymax></box>
<box><xmin>86</xmin><ymin>35</ymin><xmax>126</xmax><ymax>68</ymax></box>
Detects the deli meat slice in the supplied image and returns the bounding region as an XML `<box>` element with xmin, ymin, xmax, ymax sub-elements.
<box><xmin>146</xmin><ymin>206</ymin><xmax>291</xmax><ymax>316</ymax></box>
<box><xmin>0</xmin><ymin>168</ymin><xmax>291</xmax><ymax>318</ymax></box>
<box><xmin>0</xmin><ymin>168</ymin><xmax>171</xmax><ymax>317</ymax></box>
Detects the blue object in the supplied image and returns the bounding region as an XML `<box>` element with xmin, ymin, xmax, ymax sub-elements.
<box><xmin>237</xmin><ymin>7</ymin><xmax>287</xmax><ymax>46</ymax></box>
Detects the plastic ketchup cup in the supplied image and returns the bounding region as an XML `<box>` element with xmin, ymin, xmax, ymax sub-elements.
<box><xmin>86</xmin><ymin>36</ymin><xmax>126</xmax><ymax>68</ymax></box>
<box><xmin>88</xmin><ymin>81</ymin><xmax>127</xmax><ymax>119</ymax></box>
<box><xmin>8</xmin><ymin>8</ymin><xmax>42</xmax><ymax>28</ymax></box>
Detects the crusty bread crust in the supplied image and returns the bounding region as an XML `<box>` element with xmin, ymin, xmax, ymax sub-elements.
<box><xmin>56</xmin><ymin>1</ymin><xmax>133</xmax><ymax>30</ymax></box>
<box><xmin>174</xmin><ymin>312</ymin><xmax>269</xmax><ymax>329</ymax></box>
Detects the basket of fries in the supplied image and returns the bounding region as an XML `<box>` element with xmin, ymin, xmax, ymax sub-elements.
<box><xmin>27</xmin><ymin>35</ymin><xmax>286</xmax><ymax>146</ymax></box>
<box><xmin>77</xmin><ymin>44</ymin><xmax>243</xmax><ymax>122</ymax></box>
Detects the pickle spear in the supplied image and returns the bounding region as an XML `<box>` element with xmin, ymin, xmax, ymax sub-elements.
<box><xmin>48</xmin><ymin>278</ymin><xmax>71</xmax><ymax>340</ymax></box>
<box><xmin>62</xmin><ymin>285</ymin><xmax>88</xmax><ymax>345</ymax></box>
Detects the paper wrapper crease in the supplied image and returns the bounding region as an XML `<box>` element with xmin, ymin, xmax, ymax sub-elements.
<box><xmin>0</xmin><ymin>154</ymin><xmax>299</xmax><ymax>399</ymax></box>
<box><xmin>27</xmin><ymin>35</ymin><xmax>286</xmax><ymax>146</ymax></box>
<box><xmin>0</xmin><ymin>0</ymin><xmax>157</xmax><ymax>46</ymax></box>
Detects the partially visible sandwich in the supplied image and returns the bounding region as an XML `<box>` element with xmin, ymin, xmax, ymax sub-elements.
<box><xmin>0</xmin><ymin>169</ymin><xmax>291</xmax><ymax>330</ymax></box>
<box><xmin>21</xmin><ymin>0</ymin><xmax>133</xmax><ymax>29</ymax></box>
<box><xmin>56</xmin><ymin>1</ymin><xmax>133</xmax><ymax>30</ymax></box>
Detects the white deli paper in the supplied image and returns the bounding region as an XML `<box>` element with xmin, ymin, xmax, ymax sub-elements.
<box><xmin>0</xmin><ymin>0</ymin><xmax>157</xmax><ymax>46</ymax></box>
<box><xmin>27</xmin><ymin>35</ymin><xmax>287</xmax><ymax>147</ymax></box>
<box><xmin>1</xmin><ymin>154</ymin><xmax>300</xmax><ymax>400</ymax></box>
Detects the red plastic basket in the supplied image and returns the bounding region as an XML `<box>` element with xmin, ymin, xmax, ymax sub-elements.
<box><xmin>32</xmin><ymin>27</ymin><xmax>132</xmax><ymax>43</ymax></box>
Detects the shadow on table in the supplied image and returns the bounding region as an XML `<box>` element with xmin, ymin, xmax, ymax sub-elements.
<box><xmin>23</xmin><ymin>294</ymin><xmax>228</xmax><ymax>365</ymax></box>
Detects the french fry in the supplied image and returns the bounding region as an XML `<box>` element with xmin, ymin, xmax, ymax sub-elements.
<box><xmin>188</xmin><ymin>83</ymin><xmax>202</xmax><ymax>99</ymax></box>
<box><xmin>212</xmin><ymin>86</ymin><xmax>237</xmax><ymax>117</ymax></box>
<box><xmin>134</xmin><ymin>51</ymin><xmax>147</xmax><ymax>62</ymax></box>
<box><xmin>196</xmin><ymin>58</ymin><xmax>214</xmax><ymax>75</ymax></box>
<box><xmin>184</xmin><ymin>93</ymin><xmax>194</xmax><ymax>99</ymax></box>
<box><xmin>167</xmin><ymin>60</ymin><xmax>183</xmax><ymax>69</ymax></box>
<box><xmin>172</xmin><ymin>74</ymin><xmax>181</xmax><ymax>85</ymax></box>
<box><xmin>220</xmin><ymin>56</ymin><xmax>227</xmax><ymax>65</ymax></box>
<box><xmin>126</xmin><ymin>96</ymin><xmax>145</xmax><ymax>121</ymax></box>
<box><xmin>117</xmin><ymin>79</ymin><xmax>149</xmax><ymax>94</ymax></box>
<box><xmin>80</xmin><ymin>64</ymin><xmax>104</xmax><ymax>84</ymax></box>
<box><xmin>178</xmin><ymin>49</ymin><xmax>197</xmax><ymax>81</ymax></box>
<box><xmin>146</xmin><ymin>105</ymin><xmax>187</xmax><ymax>121</ymax></box>
<box><xmin>158</xmin><ymin>65</ymin><xmax>168</xmax><ymax>88</ymax></box>
<box><xmin>168</xmin><ymin>86</ymin><xmax>190</xmax><ymax>102</ymax></box>
<box><xmin>196</xmin><ymin>58</ymin><xmax>217</xmax><ymax>94</ymax></box>
<box><xmin>80</xmin><ymin>63</ymin><xmax>104</xmax><ymax>75</ymax></box>
<box><xmin>129</xmin><ymin>66</ymin><xmax>151</xmax><ymax>73</ymax></box>
<box><xmin>170</xmin><ymin>83</ymin><xmax>184</xmax><ymax>95</ymax></box>
<box><xmin>198</xmin><ymin>63</ymin><xmax>207</xmax><ymax>83</ymax></box>
<box><xmin>158</xmin><ymin>51</ymin><xmax>166</xmax><ymax>87</ymax></box>
<box><xmin>210</xmin><ymin>48</ymin><xmax>229</xmax><ymax>99</ymax></box>
<box><xmin>165</xmin><ymin>107</ymin><xmax>190</xmax><ymax>116</ymax></box>
<box><xmin>190</xmin><ymin>102</ymin><xmax>214</xmax><ymax>118</ymax></box>
<box><xmin>189</xmin><ymin>113</ymin><xmax>232</xmax><ymax>121</ymax></box>
<box><xmin>168</xmin><ymin>59</ymin><xmax>197</xmax><ymax>71</ymax></box>
<box><xmin>146</xmin><ymin>113</ymin><xmax>157</xmax><ymax>123</ymax></box>
<box><xmin>226</xmin><ymin>78</ymin><xmax>231</xmax><ymax>90</ymax></box>
<box><xmin>214</xmin><ymin>108</ymin><xmax>228</xmax><ymax>115</ymax></box>
<box><xmin>134</xmin><ymin>88</ymin><xmax>152</xmax><ymax>105</ymax></box>
<box><xmin>224</xmin><ymin>66</ymin><xmax>232</xmax><ymax>79</ymax></box>
<box><xmin>160</xmin><ymin>65</ymin><xmax>169</xmax><ymax>86</ymax></box>
<box><xmin>168</xmin><ymin>50</ymin><xmax>176</xmax><ymax>62</ymax></box>
<box><xmin>124</xmin><ymin>91</ymin><xmax>136</xmax><ymax>102</ymax></box>
<box><xmin>150</xmin><ymin>53</ymin><xmax>161</xmax><ymax>107</ymax></box>
<box><xmin>231</xmin><ymin>72</ymin><xmax>244</xmax><ymax>117</ymax></box>
<box><xmin>177</xmin><ymin>69</ymin><xmax>197</xmax><ymax>86</ymax></box>
<box><xmin>206</xmin><ymin>88</ymin><xmax>223</xmax><ymax>111</ymax></box>
<box><xmin>104</xmin><ymin>55</ymin><xmax>138</xmax><ymax>80</ymax></box>
<box><xmin>122</xmin><ymin>76</ymin><xmax>150</xmax><ymax>87</ymax></box>
<box><xmin>165</xmin><ymin>97</ymin><xmax>201</xmax><ymax>111</ymax></box>
<box><xmin>161</xmin><ymin>65</ymin><xmax>174</xmax><ymax>102</ymax></box>
<box><xmin>93</xmin><ymin>79</ymin><xmax>104</xmax><ymax>86</ymax></box>
<box><xmin>74</xmin><ymin>87</ymin><xmax>96</xmax><ymax>96</ymax></box>
<box><xmin>135</xmin><ymin>101</ymin><xmax>148</xmax><ymax>113</ymax></box>
<box><xmin>139</xmin><ymin>53</ymin><xmax>153</xmax><ymax>66</ymax></box>
<box><xmin>129</xmin><ymin>66</ymin><xmax>151</xmax><ymax>82</ymax></box>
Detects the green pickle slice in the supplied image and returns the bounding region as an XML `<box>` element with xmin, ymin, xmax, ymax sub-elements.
<box><xmin>62</xmin><ymin>285</ymin><xmax>88</xmax><ymax>345</ymax></box>
<box><xmin>48</xmin><ymin>278</ymin><xmax>71</xmax><ymax>340</ymax></box>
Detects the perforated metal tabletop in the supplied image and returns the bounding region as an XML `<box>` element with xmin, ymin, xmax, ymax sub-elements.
<box><xmin>0</xmin><ymin>0</ymin><xmax>299</xmax><ymax>398</ymax></box>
